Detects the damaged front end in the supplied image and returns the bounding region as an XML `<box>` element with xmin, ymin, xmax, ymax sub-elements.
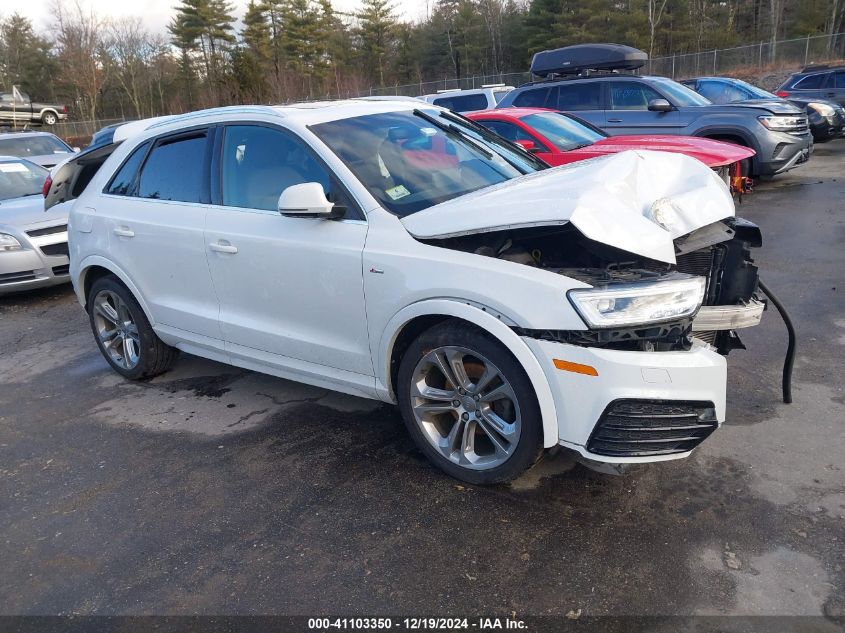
<box><xmin>423</xmin><ymin>216</ymin><xmax>765</xmax><ymax>356</ymax></box>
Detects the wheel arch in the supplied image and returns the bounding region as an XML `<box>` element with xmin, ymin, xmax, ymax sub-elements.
<box><xmin>77</xmin><ymin>257</ymin><xmax>156</xmax><ymax>325</ymax></box>
<box><xmin>380</xmin><ymin>299</ymin><xmax>560</xmax><ymax>448</ymax></box>
<box><xmin>693</xmin><ymin>126</ymin><xmax>760</xmax><ymax>173</ymax></box>
<box><xmin>39</xmin><ymin>108</ymin><xmax>60</xmax><ymax>122</ymax></box>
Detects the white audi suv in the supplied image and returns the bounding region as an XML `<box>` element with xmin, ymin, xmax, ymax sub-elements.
<box><xmin>52</xmin><ymin>100</ymin><xmax>769</xmax><ymax>483</ymax></box>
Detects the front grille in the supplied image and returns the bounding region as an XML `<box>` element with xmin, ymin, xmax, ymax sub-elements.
<box><xmin>40</xmin><ymin>242</ymin><xmax>69</xmax><ymax>257</ymax></box>
<box><xmin>586</xmin><ymin>399</ymin><xmax>718</xmax><ymax>457</ymax></box>
<box><xmin>52</xmin><ymin>264</ymin><xmax>70</xmax><ymax>276</ymax></box>
<box><xmin>26</xmin><ymin>224</ymin><xmax>67</xmax><ymax>237</ymax></box>
<box><xmin>0</xmin><ymin>270</ymin><xmax>37</xmax><ymax>285</ymax></box>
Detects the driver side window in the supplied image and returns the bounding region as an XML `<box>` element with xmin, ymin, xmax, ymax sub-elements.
<box><xmin>220</xmin><ymin>125</ymin><xmax>359</xmax><ymax>218</ymax></box>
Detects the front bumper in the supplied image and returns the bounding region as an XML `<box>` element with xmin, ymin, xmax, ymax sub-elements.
<box><xmin>0</xmin><ymin>223</ymin><xmax>70</xmax><ymax>295</ymax></box>
<box><xmin>523</xmin><ymin>337</ymin><xmax>726</xmax><ymax>463</ymax></box>
<box><xmin>759</xmin><ymin>130</ymin><xmax>813</xmax><ymax>175</ymax></box>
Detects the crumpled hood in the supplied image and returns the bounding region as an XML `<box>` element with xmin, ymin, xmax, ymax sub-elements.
<box><xmin>0</xmin><ymin>195</ymin><xmax>67</xmax><ymax>228</ymax></box>
<box><xmin>400</xmin><ymin>150</ymin><xmax>735</xmax><ymax>264</ymax></box>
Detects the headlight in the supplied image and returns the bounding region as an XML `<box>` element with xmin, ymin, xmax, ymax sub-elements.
<box><xmin>758</xmin><ymin>114</ymin><xmax>806</xmax><ymax>131</ymax></box>
<box><xmin>646</xmin><ymin>197</ymin><xmax>682</xmax><ymax>232</ymax></box>
<box><xmin>568</xmin><ymin>276</ymin><xmax>705</xmax><ymax>329</ymax></box>
<box><xmin>807</xmin><ymin>102</ymin><xmax>835</xmax><ymax>117</ymax></box>
<box><xmin>0</xmin><ymin>233</ymin><xmax>23</xmax><ymax>252</ymax></box>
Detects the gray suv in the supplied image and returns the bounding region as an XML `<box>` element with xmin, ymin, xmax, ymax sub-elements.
<box><xmin>498</xmin><ymin>74</ymin><xmax>813</xmax><ymax>177</ymax></box>
<box><xmin>775</xmin><ymin>65</ymin><xmax>845</xmax><ymax>106</ymax></box>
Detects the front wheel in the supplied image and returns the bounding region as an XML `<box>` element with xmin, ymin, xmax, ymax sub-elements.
<box><xmin>397</xmin><ymin>320</ymin><xmax>544</xmax><ymax>484</ymax></box>
<box><xmin>41</xmin><ymin>112</ymin><xmax>57</xmax><ymax>126</ymax></box>
<box><xmin>87</xmin><ymin>276</ymin><xmax>178</xmax><ymax>380</ymax></box>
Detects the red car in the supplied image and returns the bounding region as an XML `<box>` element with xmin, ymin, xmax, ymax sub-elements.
<box><xmin>467</xmin><ymin>108</ymin><xmax>755</xmax><ymax>194</ymax></box>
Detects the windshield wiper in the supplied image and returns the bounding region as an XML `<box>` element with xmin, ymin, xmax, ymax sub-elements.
<box><xmin>437</xmin><ymin>110</ymin><xmax>548</xmax><ymax>172</ymax></box>
<box><xmin>412</xmin><ymin>109</ymin><xmax>494</xmax><ymax>160</ymax></box>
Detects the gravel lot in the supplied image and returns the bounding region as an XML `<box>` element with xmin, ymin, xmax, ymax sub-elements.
<box><xmin>1</xmin><ymin>142</ymin><xmax>844</xmax><ymax>628</ymax></box>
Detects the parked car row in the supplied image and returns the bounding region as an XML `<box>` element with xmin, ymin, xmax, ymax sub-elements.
<box><xmin>1</xmin><ymin>44</ymin><xmax>803</xmax><ymax>485</ymax></box>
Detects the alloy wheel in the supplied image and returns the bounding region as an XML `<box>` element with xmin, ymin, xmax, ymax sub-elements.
<box><xmin>409</xmin><ymin>345</ymin><xmax>521</xmax><ymax>470</ymax></box>
<box><xmin>92</xmin><ymin>289</ymin><xmax>141</xmax><ymax>370</ymax></box>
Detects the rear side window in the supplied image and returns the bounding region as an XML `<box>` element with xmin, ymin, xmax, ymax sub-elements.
<box><xmin>553</xmin><ymin>83</ymin><xmax>603</xmax><ymax>110</ymax></box>
<box><xmin>105</xmin><ymin>142</ymin><xmax>149</xmax><ymax>196</ymax></box>
<box><xmin>512</xmin><ymin>88</ymin><xmax>550</xmax><ymax>108</ymax></box>
<box><xmin>794</xmin><ymin>74</ymin><xmax>826</xmax><ymax>89</ymax></box>
<box><xmin>477</xmin><ymin>120</ymin><xmax>536</xmax><ymax>143</ymax></box>
<box><xmin>138</xmin><ymin>133</ymin><xmax>207</xmax><ymax>202</ymax></box>
<box><xmin>432</xmin><ymin>93</ymin><xmax>489</xmax><ymax>112</ymax></box>
<box><xmin>609</xmin><ymin>82</ymin><xmax>663</xmax><ymax>110</ymax></box>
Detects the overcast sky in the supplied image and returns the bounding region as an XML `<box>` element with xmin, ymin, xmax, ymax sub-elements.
<box><xmin>2</xmin><ymin>0</ymin><xmax>430</xmax><ymax>33</ymax></box>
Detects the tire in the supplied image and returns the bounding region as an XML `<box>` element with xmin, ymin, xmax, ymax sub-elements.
<box><xmin>87</xmin><ymin>276</ymin><xmax>178</xmax><ymax>380</ymax></box>
<box><xmin>41</xmin><ymin>112</ymin><xmax>57</xmax><ymax>126</ymax></box>
<box><xmin>397</xmin><ymin>319</ymin><xmax>544</xmax><ymax>484</ymax></box>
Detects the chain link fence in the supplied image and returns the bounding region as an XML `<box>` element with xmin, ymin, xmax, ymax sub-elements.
<box><xmin>354</xmin><ymin>32</ymin><xmax>845</xmax><ymax>98</ymax></box>
<box><xmin>648</xmin><ymin>32</ymin><xmax>845</xmax><ymax>81</ymax></box>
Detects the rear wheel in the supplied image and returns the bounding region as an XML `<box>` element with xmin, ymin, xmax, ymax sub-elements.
<box><xmin>41</xmin><ymin>112</ymin><xmax>57</xmax><ymax>126</ymax></box>
<box><xmin>87</xmin><ymin>276</ymin><xmax>178</xmax><ymax>380</ymax></box>
<box><xmin>397</xmin><ymin>320</ymin><xmax>543</xmax><ymax>484</ymax></box>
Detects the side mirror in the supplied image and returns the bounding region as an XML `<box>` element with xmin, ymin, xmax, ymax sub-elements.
<box><xmin>648</xmin><ymin>98</ymin><xmax>673</xmax><ymax>113</ymax></box>
<box><xmin>514</xmin><ymin>138</ymin><xmax>540</xmax><ymax>153</ymax></box>
<box><xmin>277</xmin><ymin>182</ymin><xmax>338</xmax><ymax>218</ymax></box>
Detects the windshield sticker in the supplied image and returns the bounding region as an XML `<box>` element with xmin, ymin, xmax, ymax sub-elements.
<box><xmin>385</xmin><ymin>185</ymin><xmax>411</xmax><ymax>200</ymax></box>
<box><xmin>420</xmin><ymin>127</ymin><xmax>438</xmax><ymax>136</ymax></box>
<box><xmin>0</xmin><ymin>162</ymin><xmax>27</xmax><ymax>173</ymax></box>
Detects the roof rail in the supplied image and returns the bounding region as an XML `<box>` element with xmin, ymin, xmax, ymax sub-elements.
<box><xmin>435</xmin><ymin>88</ymin><xmax>461</xmax><ymax>94</ymax></box>
<box><xmin>147</xmin><ymin>105</ymin><xmax>283</xmax><ymax>129</ymax></box>
<box><xmin>480</xmin><ymin>83</ymin><xmax>507</xmax><ymax>88</ymax></box>
<box><xmin>800</xmin><ymin>63</ymin><xmax>845</xmax><ymax>72</ymax></box>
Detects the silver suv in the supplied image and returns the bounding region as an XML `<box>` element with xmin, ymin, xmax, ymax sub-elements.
<box><xmin>498</xmin><ymin>74</ymin><xmax>813</xmax><ymax>178</ymax></box>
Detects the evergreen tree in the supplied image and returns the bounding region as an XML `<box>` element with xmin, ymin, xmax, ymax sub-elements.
<box><xmin>356</xmin><ymin>0</ymin><xmax>397</xmax><ymax>87</ymax></box>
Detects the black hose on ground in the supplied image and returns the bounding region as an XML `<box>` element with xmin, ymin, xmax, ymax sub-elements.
<box><xmin>758</xmin><ymin>279</ymin><xmax>795</xmax><ymax>404</ymax></box>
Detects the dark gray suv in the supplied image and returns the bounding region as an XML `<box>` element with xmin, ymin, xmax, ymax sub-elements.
<box><xmin>498</xmin><ymin>74</ymin><xmax>813</xmax><ymax>177</ymax></box>
<box><xmin>775</xmin><ymin>65</ymin><xmax>845</xmax><ymax>107</ymax></box>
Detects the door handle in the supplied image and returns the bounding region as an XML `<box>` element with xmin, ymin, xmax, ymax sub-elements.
<box><xmin>113</xmin><ymin>227</ymin><xmax>135</xmax><ymax>238</ymax></box>
<box><xmin>607</xmin><ymin>118</ymin><xmax>623</xmax><ymax>123</ymax></box>
<box><xmin>209</xmin><ymin>241</ymin><xmax>238</xmax><ymax>254</ymax></box>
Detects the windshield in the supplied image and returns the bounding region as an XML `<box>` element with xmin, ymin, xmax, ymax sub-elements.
<box><xmin>0</xmin><ymin>135</ymin><xmax>72</xmax><ymax>158</ymax></box>
<box><xmin>0</xmin><ymin>159</ymin><xmax>48</xmax><ymax>201</ymax></box>
<box><xmin>521</xmin><ymin>112</ymin><xmax>605</xmax><ymax>150</ymax></box>
<box><xmin>731</xmin><ymin>79</ymin><xmax>777</xmax><ymax>99</ymax></box>
<box><xmin>649</xmin><ymin>77</ymin><xmax>712</xmax><ymax>106</ymax></box>
<box><xmin>310</xmin><ymin>109</ymin><xmax>544</xmax><ymax>216</ymax></box>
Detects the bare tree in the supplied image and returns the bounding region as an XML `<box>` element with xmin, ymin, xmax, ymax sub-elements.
<box><xmin>105</xmin><ymin>19</ymin><xmax>170</xmax><ymax>118</ymax></box>
<box><xmin>52</xmin><ymin>0</ymin><xmax>107</xmax><ymax>124</ymax></box>
<box><xmin>647</xmin><ymin>0</ymin><xmax>669</xmax><ymax>59</ymax></box>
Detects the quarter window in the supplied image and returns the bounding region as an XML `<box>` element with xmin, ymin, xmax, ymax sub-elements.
<box><xmin>609</xmin><ymin>82</ymin><xmax>663</xmax><ymax>110</ymax></box>
<box><xmin>220</xmin><ymin>125</ymin><xmax>356</xmax><ymax>216</ymax></box>
<box><xmin>137</xmin><ymin>132</ymin><xmax>207</xmax><ymax>202</ymax></box>
<box><xmin>794</xmin><ymin>74</ymin><xmax>826</xmax><ymax>90</ymax></box>
<box><xmin>105</xmin><ymin>142</ymin><xmax>149</xmax><ymax>196</ymax></box>
<box><xmin>512</xmin><ymin>88</ymin><xmax>550</xmax><ymax>108</ymax></box>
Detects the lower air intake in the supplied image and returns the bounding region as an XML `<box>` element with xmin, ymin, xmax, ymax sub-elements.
<box><xmin>587</xmin><ymin>399</ymin><xmax>718</xmax><ymax>457</ymax></box>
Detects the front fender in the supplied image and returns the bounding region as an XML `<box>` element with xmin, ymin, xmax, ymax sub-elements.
<box><xmin>378</xmin><ymin>299</ymin><xmax>560</xmax><ymax>448</ymax></box>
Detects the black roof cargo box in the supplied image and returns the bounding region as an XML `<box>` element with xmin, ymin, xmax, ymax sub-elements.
<box><xmin>530</xmin><ymin>43</ymin><xmax>647</xmax><ymax>78</ymax></box>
